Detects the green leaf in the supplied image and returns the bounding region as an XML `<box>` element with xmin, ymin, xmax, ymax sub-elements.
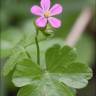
<box><xmin>45</xmin><ymin>45</ymin><xmax>92</xmax><ymax>88</ymax></box>
<box><xmin>3</xmin><ymin>46</ymin><xmax>28</xmax><ymax>76</ymax></box>
<box><xmin>17</xmin><ymin>82</ymin><xmax>75</xmax><ymax>96</ymax></box>
<box><xmin>12</xmin><ymin>59</ymin><xmax>42</xmax><ymax>87</ymax></box>
<box><xmin>12</xmin><ymin>44</ymin><xmax>92</xmax><ymax>95</ymax></box>
<box><xmin>51</xmin><ymin>62</ymin><xmax>92</xmax><ymax>89</ymax></box>
<box><xmin>46</xmin><ymin>45</ymin><xmax>77</xmax><ymax>72</ymax></box>
<box><xmin>12</xmin><ymin>58</ymin><xmax>75</xmax><ymax>96</ymax></box>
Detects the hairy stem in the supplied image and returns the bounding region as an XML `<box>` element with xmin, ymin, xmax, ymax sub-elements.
<box><xmin>35</xmin><ymin>28</ymin><xmax>40</xmax><ymax>65</ymax></box>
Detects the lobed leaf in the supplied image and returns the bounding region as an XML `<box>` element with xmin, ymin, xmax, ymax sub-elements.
<box><xmin>45</xmin><ymin>45</ymin><xmax>92</xmax><ymax>88</ymax></box>
<box><xmin>12</xmin><ymin>59</ymin><xmax>42</xmax><ymax>87</ymax></box>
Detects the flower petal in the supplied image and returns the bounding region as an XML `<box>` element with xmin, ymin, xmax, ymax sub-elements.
<box><xmin>48</xmin><ymin>17</ymin><xmax>61</xmax><ymax>28</ymax></box>
<box><xmin>31</xmin><ymin>5</ymin><xmax>43</xmax><ymax>16</ymax></box>
<box><xmin>50</xmin><ymin>4</ymin><xmax>63</xmax><ymax>16</ymax></box>
<box><xmin>36</xmin><ymin>17</ymin><xmax>47</xmax><ymax>27</ymax></box>
<box><xmin>40</xmin><ymin>0</ymin><xmax>50</xmax><ymax>11</ymax></box>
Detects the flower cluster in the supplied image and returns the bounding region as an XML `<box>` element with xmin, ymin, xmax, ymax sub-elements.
<box><xmin>31</xmin><ymin>0</ymin><xmax>63</xmax><ymax>28</ymax></box>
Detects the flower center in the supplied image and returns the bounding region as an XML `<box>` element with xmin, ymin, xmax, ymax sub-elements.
<box><xmin>44</xmin><ymin>11</ymin><xmax>50</xmax><ymax>18</ymax></box>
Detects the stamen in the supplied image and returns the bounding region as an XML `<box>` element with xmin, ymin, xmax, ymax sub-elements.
<box><xmin>44</xmin><ymin>11</ymin><xmax>50</xmax><ymax>18</ymax></box>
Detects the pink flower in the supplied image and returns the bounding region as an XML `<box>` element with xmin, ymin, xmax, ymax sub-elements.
<box><xmin>31</xmin><ymin>0</ymin><xmax>63</xmax><ymax>28</ymax></box>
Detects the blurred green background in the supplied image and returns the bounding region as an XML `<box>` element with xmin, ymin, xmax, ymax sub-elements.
<box><xmin>0</xmin><ymin>0</ymin><xmax>96</xmax><ymax>96</ymax></box>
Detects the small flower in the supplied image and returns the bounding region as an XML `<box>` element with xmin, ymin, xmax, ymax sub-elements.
<box><xmin>31</xmin><ymin>0</ymin><xmax>63</xmax><ymax>28</ymax></box>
